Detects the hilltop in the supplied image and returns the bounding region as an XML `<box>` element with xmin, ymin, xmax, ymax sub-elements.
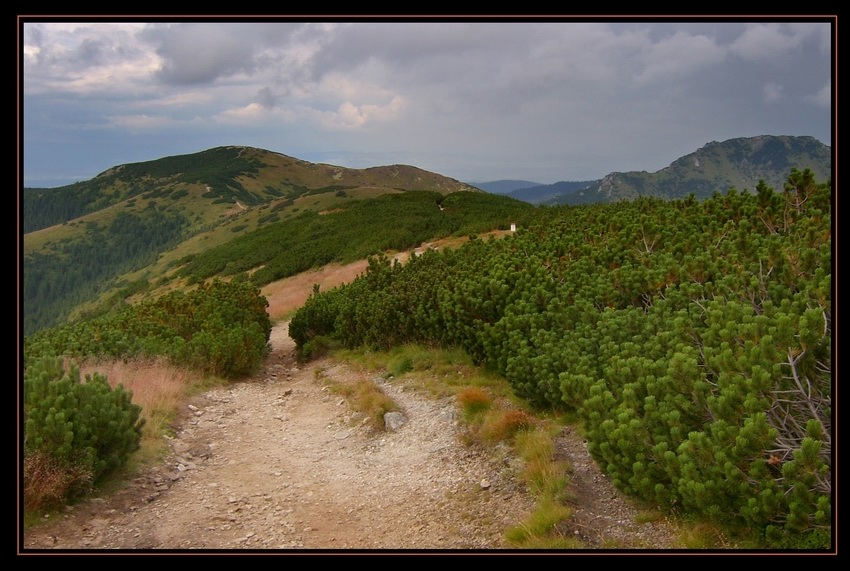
<box><xmin>22</xmin><ymin>146</ymin><xmax>517</xmax><ymax>335</ymax></box>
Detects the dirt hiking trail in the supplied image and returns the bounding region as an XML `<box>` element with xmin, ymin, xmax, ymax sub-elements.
<box><xmin>23</xmin><ymin>320</ymin><xmax>683</xmax><ymax>552</ymax></box>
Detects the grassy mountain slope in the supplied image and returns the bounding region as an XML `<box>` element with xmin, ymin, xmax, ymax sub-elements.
<box><xmin>22</xmin><ymin>146</ymin><xmax>487</xmax><ymax>335</ymax></box>
<box><xmin>24</xmin><ymin>145</ymin><xmax>478</xmax><ymax>235</ymax></box>
<box><xmin>543</xmin><ymin>135</ymin><xmax>831</xmax><ymax>205</ymax></box>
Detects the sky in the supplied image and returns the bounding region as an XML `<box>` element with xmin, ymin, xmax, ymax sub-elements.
<box><xmin>20</xmin><ymin>17</ymin><xmax>834</xmax><ymax>188</ymax></box>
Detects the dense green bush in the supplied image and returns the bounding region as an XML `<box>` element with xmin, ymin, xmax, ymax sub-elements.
<box><xmin>23</xmin><ymin>279</ymin><xmax>273</xmax><ymax>511</ymax></box>
<box><xmin>180</xmin><ymin>190</ymin><xmax>534</xmax><ymax>287</ymax></box>
<box><xmin>290</xmin><ymin>169</ymin><xmax>832</xmax><ymax>548</ymax></box>
<box><xmin>25</xmin><ymin>279</ymin><xmax>272</xmax><ymax>379</ymax></box>
<box><xmin>24</xmin><ymin>355</ymin><xmax>144</xmax><ymax>500</ymax></box>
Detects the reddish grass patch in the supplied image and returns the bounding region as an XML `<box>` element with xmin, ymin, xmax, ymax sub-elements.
<box><xmin>261</xmin><ymin>260</ymin><xmax>369</xmax><ymax>320</ymax></box>
<box><xmin>480</xmin><ymin>408</ymin><xmax>532</xmax><ymax>443</ymax></box>
<box><xmin>457</xmin><ymin>387</ymin><xmax>494</xmax><ymax>417</ymax></box>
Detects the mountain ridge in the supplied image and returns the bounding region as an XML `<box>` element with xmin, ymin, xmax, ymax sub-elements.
<box><xmin>548</xmin><ymin>135</ymin><xmax>831</xmax><ymax>205</ymax></box>
<box><xmin>23</xmin><ymin>145</ymin><xmax>479</xmax><ymax>234</ymax></box>
<box><xmin>21</xmin><ymin>148</ymin><xmax>521</xmax><ymax>335</ymax></box>
<box><xmin>22</xmin><ymin>135</ymin><xmax>831</xmax><ymax>336</ymax></box>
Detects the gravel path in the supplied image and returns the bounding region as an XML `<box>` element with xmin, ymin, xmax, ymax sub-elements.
<box><xmin>22</xmin><ymin>322</ymin><xmax>682</xmax><ymax>553</ymax></box>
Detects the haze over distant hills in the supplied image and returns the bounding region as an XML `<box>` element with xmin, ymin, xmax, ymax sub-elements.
<box><xmin>469</xmin><ymin>180</ymin><xmax>597</xmax><ymax>205</ymax></box>
<box><xmin>469</xmin><ymin>180</ymin><xmax>543</xmax><ymax>194</ymax></box>
<box><xmin>472</xmin><ymin>135</ymin><xmax>831</xmax><ymax>206</ymax></box>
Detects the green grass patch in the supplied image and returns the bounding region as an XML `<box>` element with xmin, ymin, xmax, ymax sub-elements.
<box><xmin>505</xmin><ymin>497</ymin><xmax>577</xmax><ymax>548</ymax></box>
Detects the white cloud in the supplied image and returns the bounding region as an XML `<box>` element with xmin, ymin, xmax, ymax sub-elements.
<box><xmin>316</xmin><ymin>96</ymin><xmax>406</xmax><ymax>131</ymax></box>
<box><xmin>215</xmin><ymin>103</ymin><xmax>267</xmax><ymax>122</ymax></box>
<box><xmin>729</xmin><ymin>23</ymin><xmax>812</xmax><ymax>62</ymax></box>
<box><xmin>23</xmin><ymin>23</ymin><xmax>158</xmax><ymax>95</ymax></box>
<box><xmin>141</xmin><ymin>91</ymin><xmax>214</xmax><ymax>108</ymax></box>
<box><xmin>214</xmin><ymin>103</ymin><xmax>297</xmax><ymax>124</ymax></box>
<box><xmin>317</xmin><ymin>72</ymin><xmax>395</xmax><ymax>102</ymax></box>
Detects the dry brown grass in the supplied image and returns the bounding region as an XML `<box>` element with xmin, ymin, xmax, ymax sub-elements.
<box><xmin>23</xmin><ymin>450</ymin><xmax>93</xmax><ymax>514</ymax></box>
<box><xmin>78</xmin><ymin>358</ymin><xmax>202</xmax><ymax>447</ymax></box>
<box><xmin>261</xmin><ymin>260</ymin><xmax>369</xmax><ymax>320</ymax></box>
<box><xmin>480</xmin><ymin>408</ymin><xmax>533</xmax><ymax>444</ymax></box>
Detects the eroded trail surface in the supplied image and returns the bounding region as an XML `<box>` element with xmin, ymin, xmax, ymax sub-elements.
<box><xmin>23</xmin><ymin>322</ymin><xmax>681</xmax><ymax>552</ymax></box>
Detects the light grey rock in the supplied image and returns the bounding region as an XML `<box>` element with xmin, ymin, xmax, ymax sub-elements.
<box><xmin>384</xmin><ymin>411</ymin><xmax>407</xmax><ymax>432</ymax></box>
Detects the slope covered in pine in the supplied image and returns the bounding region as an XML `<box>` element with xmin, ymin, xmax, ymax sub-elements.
<box><xmin>21</xmin><ymin>147</ymin><xmax>502</xmax><ymax>335</ymax></box>
<box><xmin>291</xmin><ymin>168</ymin><xmax>833</xmax><ymax>548</ymax></box>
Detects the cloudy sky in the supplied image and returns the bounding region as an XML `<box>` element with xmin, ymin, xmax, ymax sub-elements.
<box><xmin>20</xmin><ymin>17</ymin><xmax>834</xmax><ymax>188</ymax></box>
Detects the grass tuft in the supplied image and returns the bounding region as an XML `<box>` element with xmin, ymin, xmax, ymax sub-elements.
<box><xmin>505</xmin><ymin>498</ymin><xmax>577</xmax><ymax>547</ymax></box>
<box><xmin>457</xmin><ymin>387</ymin><xmax>493</xmax><ymax>419</ymax></box>
<box><xmin>324</xmin><ymin>375</ymin><xmax>401</xmax><ymax>432</ymax></box>
<box><xmin>479</xmin><ymin>408</ymin><xmax>532</xmax><ymax>444</ymax></box>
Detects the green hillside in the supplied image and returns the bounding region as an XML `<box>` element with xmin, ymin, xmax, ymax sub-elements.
<box><xmin>177</xmin><ymin>190</ymin><xmax>533</xmax><ymax>288</ymax></box>
<box><xmin>548</xmin><ymin>135</ymin><xmax>831</xmax><ymax>205</ymax></box>
<box><xmin>23</xmin><ymin>146</ymin><xmax>478</xmax><ymax>234</ymax></box>
<box><xmin>22</xmin><ymin>146</ymin><xmax>483</xmax><ymax>336</ymax></box>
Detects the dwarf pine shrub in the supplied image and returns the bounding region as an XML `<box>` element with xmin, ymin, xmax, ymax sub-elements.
<box><xmin>24</xmin><ymin>355</ymin><xmax>145</xmax><ymax>503</ymax></box>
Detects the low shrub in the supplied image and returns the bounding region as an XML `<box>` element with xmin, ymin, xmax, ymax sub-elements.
<box><xmin>24</xmin><ymin>356</ymin><xmax>145</xmax><ymax>507</ymax></box>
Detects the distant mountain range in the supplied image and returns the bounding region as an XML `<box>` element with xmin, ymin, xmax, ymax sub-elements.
<box><xmin>470</xmin><ymin>180</ymin><xmax>543</xmax><ymax>194</ymax></box>
<box><xmin>473</xmin><ymin>135</ymin><xmax>831</xmax><ymax>205</ymax></box>
<box><xmin>469</xmin><ymin>180</ymin><xmax>597</xmax><ymax>204</ymax></box>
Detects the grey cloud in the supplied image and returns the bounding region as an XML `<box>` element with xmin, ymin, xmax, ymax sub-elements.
<box><xmin>255</xmin><ymin>87</ymin><xmax>277</xmax><ymax>109</ymax></box>
<box><xmin>149</xmin><ymin>23</ymin><xmax>285</xmax><ymax>85</ymax></box>
<box><xmin>308</xmin><ymin>22</ymin><xmax>539</xmax><ymax>80</ymax></box>
<box><xmin>23</xmin><ymin>23</ymin><xmax>149</xmax><ymax>78</ymax></box>
<box><xmin>728</xmin><ymin>23</ymin><xmax>821</xmax><ymax>63</ymax></box>
<box><xmin>75</xmin><ymin>37</ymin><xmax>108</xmax><ymax>66</ymax></box>
<box><xmin>24</xmin><ymin>23</ymin><xmax>45</xmax><ymax>49</ymax></box>
<box><xmin>145</xmin><ymin>22</ymin><xmax>320</xmax><ymax>86</ymax></box>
